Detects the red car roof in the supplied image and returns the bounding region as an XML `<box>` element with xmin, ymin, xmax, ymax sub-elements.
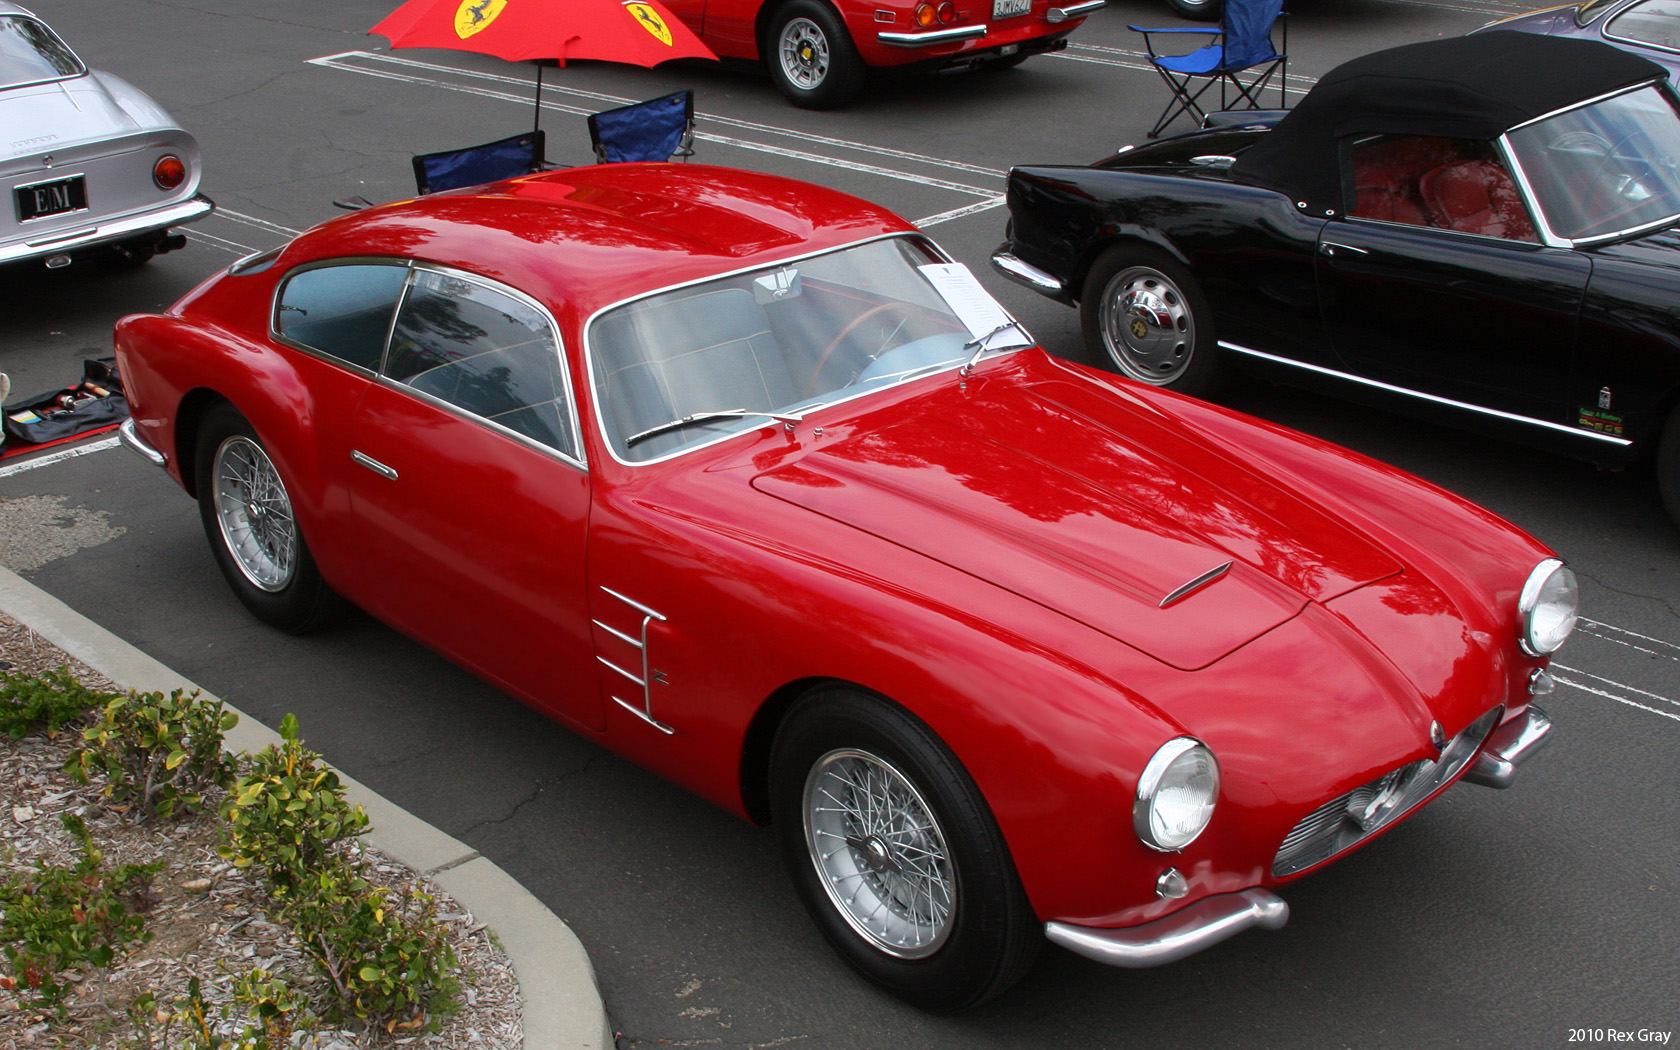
<box><xmin>284</xmin><ymin>164</ymin><xmax>916</xmax><ymax>320</ymax></box>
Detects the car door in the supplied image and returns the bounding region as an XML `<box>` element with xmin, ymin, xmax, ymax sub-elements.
<box><xmin>1316</xmin><ymin>137</ymin><xmax>1590</xmax><ymax>423</ymax></box>
<box><xmin>344</xmin><ymin>266</ymin><xmax>602</xmax><ymax>731</ymax></box>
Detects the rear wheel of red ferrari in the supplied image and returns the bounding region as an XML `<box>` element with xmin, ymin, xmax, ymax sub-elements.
<box><xmin>769</xmin><ymin>686</ymin><xmax>1039</xmax><ymax>1010</ymax></box>
<box><xmin>195</xmin><ymin>403</ymin><xmax>340</xmax><ymax>634</ymax></box>
<box><xmin>1081</xmin><ymin>244</ymin><xmax>1224</xmax><ymax>397</ymax></box>
<box><xmin>767</xmin><ymin>0</ymin><xmax>867</xmax><ymax>110</ymax></box>
<box><xmin>1658</xmin><ymin>404</ymin><xmax>1680</xmax><ymax>528</ymax></box>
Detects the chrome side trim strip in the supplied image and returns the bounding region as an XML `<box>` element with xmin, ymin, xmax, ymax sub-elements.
<box><xmin>990</xmin><ymin>251</ymin><xmax>1066</xmax><ymax>298</ymax></box>
<box><xmin>1462</xmin><ymin>703</ymin><xmax>1553</xmax><ymax>789</ymax></box>
<box><xmin>350</xmin><ymin>450</ymin><xmax>398</xmax><ymax>480</ymax></box>
<box><xmin>878</xmin><ymin>25</ymin><xmax>988</xmax><ymax>47</ymax></box>
<box><xmin>0</xmin><ymin>195</ymin><xmax>214</xmax><ymax>265</ymax></box>
<box><xmin>118</xmin><ymin>419</ymin><xmax>166</xmax><ymax>468</ymax></box>
<box><xmin>596</xmin><ymin>587</ymin><xmax>673</xmax><ymax>735</ymax></box>
<box><xmin>1048</xmin><ymin>0</ymin><xmax>1106</xmax><ymax>21</ymax></box>
<box><xmin>1045</xmin><ymin>889</ymin><xmax>1289</xmax><ymax>968</ymax></box>
<box><xmin>1217</xmin><ymin>342</ymin><xmax>1634</xmax><ymax>447</ymax></box>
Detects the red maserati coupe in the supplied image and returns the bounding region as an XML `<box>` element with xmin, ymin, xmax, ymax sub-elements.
<box><xmin>115</xmin><ymin>164</ymin><xmax>1570</xmax><ymax>1009</ymax></box>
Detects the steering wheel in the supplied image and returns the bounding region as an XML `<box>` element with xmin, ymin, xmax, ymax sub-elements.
<box><xmin>806</xmin><ymin>301</ymin><xmax>921</xmax><ymax>396</ymax></box>
<box><xmin>1587</xmin><ymin>129</ymin><xmax>1652</xmax><ymax>191</ymax></box>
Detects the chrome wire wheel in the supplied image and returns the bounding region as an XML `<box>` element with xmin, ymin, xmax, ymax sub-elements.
<box><xmin>778</xmin><ymin>17</ymin><xmax>830</xmax><ymax>91</ymax></box>
<box><xmin>803</xmin><ymin>747</ymin><xmax>956</xmax><ymax>958</ymax></box>
<box><xmin>211</xmin><ymin>435</ymin><xmax>297</xmax><ymax>593</ymax></box>
<box><xmin>1097</xmin><ymin>265</ymin><xmax>1198</xmax><ymax>384</ymax></box>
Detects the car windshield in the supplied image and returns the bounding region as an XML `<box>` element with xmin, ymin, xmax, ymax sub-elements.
<box><xmin>588</xmin><ymin>235</ymin><xmax>1032</xmax><ymax>463</ymax></box>
<box><xmin>1505</xmin><ymin>84</ymin><xmax>1680</xmax><ymax>240</ymax></box>
<box><xmin>0</xmin><ymin>16</ymin><xmax>84</xmax><ymax>90</ymax></box>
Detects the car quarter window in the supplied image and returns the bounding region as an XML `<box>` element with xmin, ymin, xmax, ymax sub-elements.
<box><xmin>0</xmin><ymin>16</ymin><xmax>83</xmax><ymax>88</ymax></box>
<box><xmin>275</xmin><ymin>263</ymin><xmax>409</xmax><ymax>372</ymax></box>
<box><xmin>1346</xmin><ymin>135</ymin><xmax>1539</xmax><ymax>242</ymax></box>
<box><xmin>384</xmin><ymin>269</ymin><xmax>578</xmax><ymax>460</ymax></box>
<box><xmin>1607</xmin><ymin>0</ymin><xmax>1680</xmax><ymax>48</ymax></box>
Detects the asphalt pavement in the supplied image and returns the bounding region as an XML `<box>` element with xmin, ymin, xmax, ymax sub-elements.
<box><xmin>3</xmin><ymin>0</ymin><xmax>1678</xmax><ymax>1048</ymax></box>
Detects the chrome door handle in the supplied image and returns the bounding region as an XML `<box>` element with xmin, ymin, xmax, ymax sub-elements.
<box><xmin>1320</xmin><ymin>241</ymin><xmax>1370</xmax><ymax>257</ymax></box>
<box><xmin>351</xmin><ymin>450</ymin><xmax>398</xmax><ymax>480</ymax></box>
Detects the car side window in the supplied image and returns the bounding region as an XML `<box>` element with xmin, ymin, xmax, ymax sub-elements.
<box><xmin>385</xmin><ymin>269</ymin><xmax>577</xmax><ymax>460</ymax></box>
<box><xmin>1347</xmin><ymin>135</ymin><xmax>1539</xmax><ymax>243</ymax></box>
<box><xmin>1607</xmin><ymin>0</ymin><xmax>1680</xmax><ymax>48</ymax></box>
<box><xmin>275</xmin><ymin>263</ymin><xmax>409</xmax><ymax>372</ymax></box>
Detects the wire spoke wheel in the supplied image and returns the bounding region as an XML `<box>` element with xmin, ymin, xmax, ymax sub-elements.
<box><xmin>211</xmin><ymin>435</ymin><xmax>297</xmax><ymax>593</ymax></box>
<box><xmin>779</xmin><ymin>17</ymin><xmax>831</xmax><ymax>91</ymax></box>
<box><xmin>804</xmin><ymin>748</ymin><xmax>956</xmax><ymax>958</ymax></box>
<box><xmin>1097</xmin><ymin>265</ymin><xmax>1197</xmax><ymax>384</ymax></box>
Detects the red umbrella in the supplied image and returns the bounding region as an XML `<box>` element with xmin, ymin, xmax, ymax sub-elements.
<box><xmin>371</xmin><ymin>0</ymin><xmax>718</xmax><ymax>133</ymax></box>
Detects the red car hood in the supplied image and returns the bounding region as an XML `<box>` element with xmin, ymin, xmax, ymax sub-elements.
<box><xmin>752</xmin><ymin>368</ymin><xmax>1402</xmax><ymax>670</ymax></box>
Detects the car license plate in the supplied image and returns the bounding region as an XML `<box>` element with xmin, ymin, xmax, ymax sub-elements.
<box><xmin>993</xmin><ymin>0</ymin><xmax>1031</xmax><ymax>18</ymax></box>
<box><xmin>15</xmin><ymin>175</ymin><xmax>87</xmax><ymax>222</ymax></box>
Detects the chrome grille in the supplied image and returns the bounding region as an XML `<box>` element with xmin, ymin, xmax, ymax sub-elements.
<box><xmin>1271</xmin><ymin>706</ymin><xmax>1503</xmax><ymax>878</ymax></box>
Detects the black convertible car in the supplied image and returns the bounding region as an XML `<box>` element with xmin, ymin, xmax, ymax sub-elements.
<box><xmin>994</xmin><ymin>32</ymin><xmax>1680</xmax><ymax>523</ymax></box>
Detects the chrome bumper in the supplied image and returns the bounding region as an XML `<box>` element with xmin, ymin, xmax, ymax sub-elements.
<box><xmin>1048</xmin><ymin>0</ymin><xmax>1106</xmax><ymax>21</ymax></box>
<box><xmin>0</xmin><ymin>194</ymin><xmax>214</xmax><ymax>266</ymax></box>
<box><xmin>991</xmin><ymin>250</ymin><xmax>1068</xmax><ymax>300</ymax></box>
<box><xmin>119</xmin><ymin>419</ymin><xmax>167</xmax><ymax>469</ymax></box>
<box><xmin>1045</xmin><ymin>888</ymin><xmax>1289</xmax><ymax>968</ymax></box>
<box><xmin>878</xmin><ymin>24</ymin><xmax>988</xmax><ymax>47</ymax></box>
<box><xmin>1461</xmin><ymin>703</ymin><xmax>1552</xmax><ymax>789</ymax></box>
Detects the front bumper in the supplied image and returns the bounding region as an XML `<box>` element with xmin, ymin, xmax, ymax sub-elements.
<box><xmin>119</xmin><ymin>418</ymin><xmax>167</xmax><ymax>469</ymax></box>
<box><xmin>1461</xmin><ymin>702</ymin><xmax>1553</xmax><ymax>788</ymax></box>
<box><xmin>991</xmin><ymin>249</ymin><xmax>1070</xmax><ymax>302</ymax></box>
<box><xmin>0</xmin><ymin>193</ymin><xmax>213</xmax><ymax>266</ymax></box>
<box><xmin>1045</xmin><ymin>889</ymin><xmax>1289</xmax><ymax>968</ymax></box>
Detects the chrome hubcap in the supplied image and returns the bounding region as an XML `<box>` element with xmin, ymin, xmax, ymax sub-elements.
<box><xmin>1098</xmin><ymin>266</ymin><xmax>1196</xmax><ymax>384</ymax></box>
<box><xmin>779</xmin><ymin>18</ymin><xmax>830</xmax><ymax>90</ymax></box>
<box><xmin>212</xmin><ymin>435</ymin><xmax>297</xmax><ymax>593</ymax></box>
<box><xmin>804</xmin><ymin>748</ymin><xmax>955</xmax><ymax>958</ymax></box>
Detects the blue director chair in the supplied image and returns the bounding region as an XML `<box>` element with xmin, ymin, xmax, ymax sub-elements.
<box><xmin>1131</xmin><ymin>0</ymin><xmax>1287</xmax><ymax>139</ymax></box>
<box><xmin>411</xmin><ymin>130</ymin><xmax>548</xmax><ymax>194</ymax></box>
<box><xmin>588</xmin><ymin>90</ymin><xmax>696</xmax><ymax>164</ymax></box>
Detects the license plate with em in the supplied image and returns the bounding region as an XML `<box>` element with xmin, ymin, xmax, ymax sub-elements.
<box><xmin>993</xmin><ymin>0</ymin><xmax>1032</xmax><ymax>17</ymax></box>
<box><xmin>15</xmin><ymin>175</ymin><xmax>87</xmax><ymax>222</ymax></box>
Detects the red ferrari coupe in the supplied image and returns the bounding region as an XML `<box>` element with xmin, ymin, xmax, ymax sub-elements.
<box><xmin>115</xmin><ymin>164</ymin><xmax>1570</xmax><ymax>1009</ymax></box>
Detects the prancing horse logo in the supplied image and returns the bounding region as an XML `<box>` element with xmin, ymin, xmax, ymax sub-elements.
<box><xmin>624</xmin><ymin>1</ymin><xmax>675</xmax><ymax>45</ymax></box>
<box><xmin>455</xmin><ymin>0</ymin><xmax>506</xmax><ymax>39</ymax></box>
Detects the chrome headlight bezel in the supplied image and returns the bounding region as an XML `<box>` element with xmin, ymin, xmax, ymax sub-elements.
<box><xmin>1519</xmin><ymin>558</ymin><xmax>1578</xmax><ymax>657</ymax></box>
<box><xmin>1133</xmin><ymin>737</ymin><xmax>1220</xmax><ymax>852</ymax></box>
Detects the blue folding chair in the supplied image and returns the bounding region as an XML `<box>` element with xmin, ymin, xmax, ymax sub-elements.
<box><xmin>1131</xmin><ymin>0</ymin><xmax>1287</xmax><ymax>139</ymax></box>
<box><xmin>411</xmin><ymin>130</ymin><xmax>547</xmax><ymax>194</ymax></box>
<box><xmin>588</xmin><ymin>91</ymin><xmax>695</xmax><ymax>164</ymax></box>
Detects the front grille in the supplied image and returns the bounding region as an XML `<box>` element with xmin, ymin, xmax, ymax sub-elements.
<box><xmin>1272</xmin><ymin>706</ymin><xmax>1503</xmax><ymax>878</ymax></box>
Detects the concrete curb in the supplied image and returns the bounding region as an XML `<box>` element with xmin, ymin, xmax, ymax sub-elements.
<box><xmin>0</xmin><ymin>565</ymin><xmax>613</xmax><ymax>1050</ymax></box>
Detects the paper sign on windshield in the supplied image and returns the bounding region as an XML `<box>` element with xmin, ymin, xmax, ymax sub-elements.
<box><xmin>919</xmin><ymin>263</ymin><xmax>1035</xmax><ymax>350</ymax></box>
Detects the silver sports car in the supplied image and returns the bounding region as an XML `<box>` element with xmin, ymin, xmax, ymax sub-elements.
<box><xmin>1</xmin><ymin>2</ymin><xmax>210</xmax><ymax>269</ymax></box>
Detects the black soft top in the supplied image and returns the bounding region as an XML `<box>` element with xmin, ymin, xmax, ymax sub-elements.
<box><xmin>1230</xmin><ymin>31</ymin><xmax>1666</xmax><ymax>215</ymax></box>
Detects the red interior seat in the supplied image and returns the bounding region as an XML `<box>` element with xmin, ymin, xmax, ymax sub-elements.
<box><xmin>1419</xmin><ymin>160</ymin><xmax>1538</xmax><ymax>241</ymax></box>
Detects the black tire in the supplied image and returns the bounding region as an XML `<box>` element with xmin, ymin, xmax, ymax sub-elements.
<box><xmin>1658</xmin><ymin>404</ymin><xmax>1680</xmax><ymax>528</ymax></box>
<box><xmin>195</xmin><ymin>403</ymin><xmax>341</xmax><ymax>634</ymax></box>
<box><xmin>1166</xmin><ymin>0</ymin><xmax>1223</xmax><ymax>20</ymax></box>
<box><xmin>766</xmin><ymin>0</ymin><xmax>867</xmax><ymax>110</ymax></box>
<box><xmin>769</xmin><ymin>686</ymin><xmax>1039</xmax><ymax>1010</ymax></box>
<box><xmin>1079</xmin><ymin>243</ymin><xmax>1224</xmax><ymax>398</ymax></box>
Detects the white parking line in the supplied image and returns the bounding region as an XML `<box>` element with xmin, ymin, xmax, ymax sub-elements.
<box><xmin>1577</xmin><ymin>617</ymin><xmax>1680</xmax><ymax>660</ymax></box>
<box><xmin>1552</xmin><ymin>672</ymin><xmax>1680</xmax><ymax>724</ymax></box>
<box><xmin>0</xmin><ymin>437</ymin><xmax>121</xmax><ymax>479</ymax></box>
<box><xmin>187</xmin><ymin>229</ymin><xmax>259</xmax><ymax>255</ymax></box>
<box><xmin>214</xmin><ymin>208</ymin><xmax>302</xmax><ymax>238</ymax></box>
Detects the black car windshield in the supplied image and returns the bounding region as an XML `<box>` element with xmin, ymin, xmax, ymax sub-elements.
<box><xmin>588</xmin><ymin>236</ymin><xmax>1033</xmax><ymax>463</ymax></box>
<box><xmin>0</xmin><ymin>16</ymin><xmax>84</xmax><ymax>90</ymax></box>
<box><xmin>1506</xmin><ymin>84</ymin><xmax>1680</xmax><ymax>240</ymax></box>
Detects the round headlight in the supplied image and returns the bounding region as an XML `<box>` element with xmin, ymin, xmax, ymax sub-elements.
<box><xmin>1519</xmin><ymin>558</ymin><xmax>1578</xmax><ymax>656</ymax></box>
<box><xmin>1133</xmin><ymin>738</ymin><xmax>1219</xmax><ymax>851</ymax></box>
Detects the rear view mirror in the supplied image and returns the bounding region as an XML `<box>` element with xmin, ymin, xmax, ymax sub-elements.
<box><xmin>753</xmin><ymin>268</ymin><xmax>802</xmax><ymax>304</ymax></box>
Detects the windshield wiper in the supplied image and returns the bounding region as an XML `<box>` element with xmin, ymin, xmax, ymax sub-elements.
<box><xmin>625</xmin><ymin>408</ymin><xmax>807</xmax><ymax>448</ymax></box>
<box><xmin>959</xmin><ymin>320</ymin><xmax>1029</xmax><ymax>376</ymax></box>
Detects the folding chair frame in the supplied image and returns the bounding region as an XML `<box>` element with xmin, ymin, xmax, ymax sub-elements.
<box><xmin>411</xmin><ymin>129</ymin><xmax>548</xmax><ymax>195</ymax></box>
<box><xmin>588</xmin><ymin>90</ymin><xmax>696</xmax><ymax>165</ymax></box>
<box><xmin>1132</xmin><ymin>14</ymin><xmax>1287</xmax><ymax>139</ymax></box>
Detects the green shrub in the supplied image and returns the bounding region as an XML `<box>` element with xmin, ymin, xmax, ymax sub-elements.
<box><xmin>0</xmin><ymin>665</ymin><xmax>108</xmax><ymax>739</ymax></box>
<box><xmin>0</xmin><ymin>814</ymin><xmax>158</xmax><ymax>1012</ymax></box>
<box><xmin>284</xmin><ymin>864</ymin><xmax>458</xmax><ymax>1031</ymax></box>
<box><xmin>217</xmin><ymin>714</ymin><xmax>368</xmax><ymax>894</ymax></box>
<box><xmin>127</xmin><ymin>969</ymin><xmax>304</xmax><ymax>1050</ymax></box>
<box><xmin>64</xmin><ymin>689</ymin><xmax>239</xmax><ymax>821</ymax></box>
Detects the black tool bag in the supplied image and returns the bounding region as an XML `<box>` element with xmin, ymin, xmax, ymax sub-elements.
<box><xmin>2</xmin><ymin>358</ymin><xmax>128</xmax><ymax>448</ymax></box>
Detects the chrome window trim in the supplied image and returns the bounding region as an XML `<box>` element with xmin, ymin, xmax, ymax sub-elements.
<box><xmin>583</xmin><ymin>230</ymin><xmax>1029</xmax><ymax>469</ymax></box>
<box><xmin>0</xmin><ymin>15</ymin><xmax>87</xmax><ymax>91</ymax></box>
<box><xmin>1495</xmin><ymin>135</ymin><xmax>1575</xmax><ymax>248</ymax></box>
<box><xmin>1603</xmin><ymin>0</ymin><xmax>1680</xmax><ymax>54</ymax></box>
<box><xmin>1340</xmin><ymin>209</ymin><xmax>1557</xmax><ymax>247</ymax></box>
<box><xmin>1504</xmin><ymin>77</ymin><xmax>1666</xmax><ymax>134</ymax></box>
<box><xmin>269</xmin><ymin>257</ymin><xmax>587</xmax><ymax>470</ymax></box>
<box><xmin>1217</xmin><ymin>341</ymin><xmax>1635</xmax><ymax>447</ymax></box>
